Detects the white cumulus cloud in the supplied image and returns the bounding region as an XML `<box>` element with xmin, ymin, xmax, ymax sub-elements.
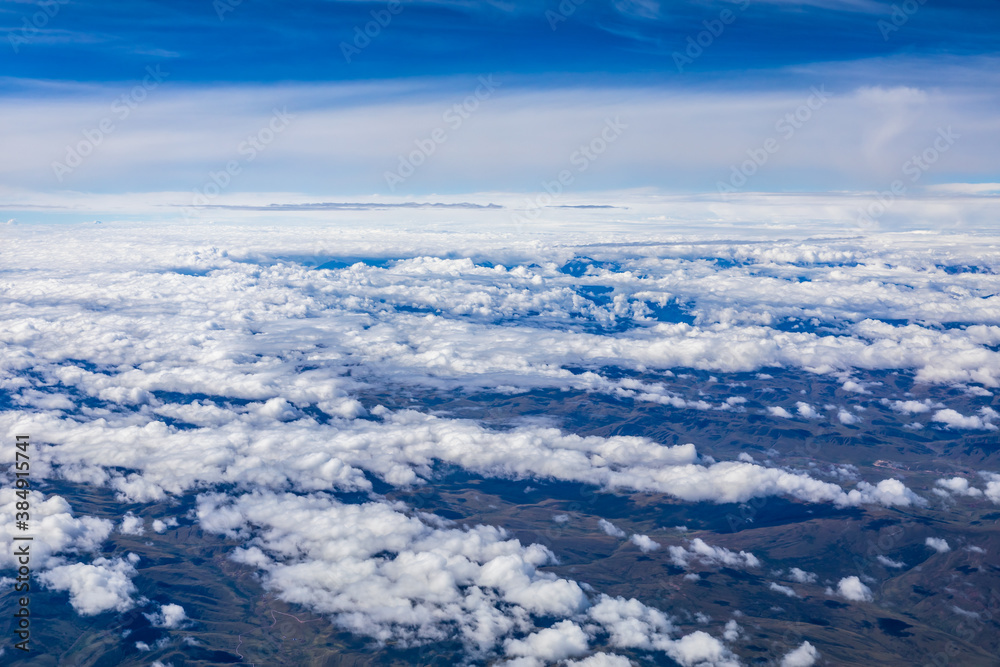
<box><xmin>788</xmin><ymin>568</ymin><xmax>817</xmax><ymax>584</ymax></box>
<box><xmin>934</xmin><ymin>477</ymin><xmax>983</xmax><ymax>497</ymax></box>
<box><xmin>39</xmin><ymin>557</ymin><xmax>138</xmax><ymax>615</ymax></box>
<box><xmin>144</xmin><ymin>603</ymin><xmax>187</xmax><ymax>628</ymax></box>
<box><xmin>599</xmin><ymin>519</ymin><xmax>626</xmax><ymax>538</ymax></box>
<box><xmin>769</xmin><ymin>582</ymin><xmax>799</xmax><ymax>598</ymax></box>
<box><xmin>668</xmin><ymin>539</ymin><xmax>760</xmax><ymax>570</ymax></box>
<box><xmin>925</xmin><ymin>537</ymin><xmax>951</xmax><ymax>553</ymax></box>
<box><xmin>932</xmin><ymin>408</ymin><xmax>998</xmax><ymax>431</ymax></box>
<box><xmin>505</xmin><ymin>620</ymin><xmax>589</xmax><ymax>661</ymax></box>
<box><xmin>630</xmin><ymin>534</ymin><xmax>660</xmax><ymax>552</ymax></box>
<box><xmin>119</xmin><ymin>512</ymin><xmax>145</xmax><ymax>536</ymax></box>
<box><xmin>781</xmin><ymin>641</ymin><xmax>819</xmax><ymax>667</ymax></box>
<box><xmin>834</xmin><ymin>576</ymin><xmax>873</xmax><ymax>602</ymax></box>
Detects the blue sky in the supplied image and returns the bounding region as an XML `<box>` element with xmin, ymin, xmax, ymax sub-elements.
<box><xmin>4</xmin><ymin>0</ymin><xmax>999</xmax><ymax>82</ymax></box>
<box><xmin>1</xmin><ymin>0</ymin><xmax>999</xmax><ymax>223</ymax></box>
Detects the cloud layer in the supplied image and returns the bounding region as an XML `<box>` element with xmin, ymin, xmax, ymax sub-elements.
<box><xmin>3</xmin><ymin>223</ymin><xmax>998</xmax><ymax>664</ymax></box>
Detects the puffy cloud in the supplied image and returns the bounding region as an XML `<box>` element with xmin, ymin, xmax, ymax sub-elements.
<box><xmin>0</xmin><ymin>490</ymin><xmax>112</xmax><ymax>569</ymax></box>
<box><xmin>588</xmin><ymin>596</ymin><xmax>739</xmax><ymax>666</ymax></box>
<box><xmin>925</xmin><ymin>537</ymin><xmax>951</xmax><ymax>553</ymax></box>
<box><xmin>769</xmin><ymin>582</ymin><xmax>799</xmax><ymax>598</ymax></box>
<box><xmin>668</xmin><ymin>539</ymin><xmax>760</xmax><ymax>570</ymax></box>
<box><xmin>629</xmin><ymin>535</ymin><xmax>660</xmax><ymax>552</ymax></box>
<box><xmin>119</xmin><ymin>512</ymin><xmax>145</xmax><ymax>535</ymax></box>
<box><xmin>4</xmin><ymin>402</ymin><xmax>923</xmax><ymax>512</ymax></box>
<box><xmin>837</xmin><ymin>409</ymin><xmax>859</xmax><ymax>424</ymax></box>
<box><xmin>257</xmin><ymin>397</ymin><xmax>302</xmax><ymax>422</ymax></box>
<box><xmin>6</xmin><ymin>226</ymin><xmax>1000</xmax><ymax>394</ymax></box>
<box><xmin>38</xmin><ymin>557</ymin><xmax>138</xmax><ymax>615</ymax></box>
<box><xmin>588</xmin><ymin>595</ymin><xmax>674</xmax><ymax>650</ymax></box>
<box><xmin>196</xmin><ymin>490</ymin><xmax>588</xmax><ymax>653</ymax></box>
<box><xmin>876</xmin><ymin>555</ymin><xmax>906</xmax><ymax>569</ymax></box>
<box><xmin>787</xmin><ymin>568</ymin><xmax>817</xmax><ymax>584</ymax></box>
<box><xmin>844</xmin><ymin>479</ymin><xmax>926</xmax><ymax>508</ymax></box>
<box><xmin>841</xmin><ymin>380</ymin><xmax>868</xmax><ymax>394</ymax></box>
<box><xmin>599</xmin><ymin>519</ymin><xmax>626</xmax><ymax>538</ymax></box>
<box><xmin>505</xmin><ymin>621</ymin><xmax>589</xmax><ymax>661</ymax></box>
<box><xmin>781</xmin><ymin>641</ymin><xmax>819</xmax><ymax>667</ymax></box>
<box><xmin>934</xmin><ymin>477</ymin><xmax>983</xmax><ymax>497</ymax></box>
<box><xmin>112</xmin><ymin>473</ymin><xmax>168</xmax><ymax>504</ymax></box>
<box><xmin>795</xmin><ymin>402</ymin><xmax>820</xmax><ymax>419</ymax></box>
<box><xmin>932</xmin><ymin>408</ymin><xmax>998</xmax><ymax>431</ymax></box>
<box><xmin>666</xmin><ymin>631</ymin><xmax>741</xmax><ymax>667</ymax></box>
<box><xmin>834</xmin><ymin>576</ymin><xmax>873</xmax><ymax>602</ymax></box>
<box><xmin>887</xmin><ymin>399</ymin><xmax>939</xmax><ymax>414</ymax></box>
<box><xmin>144</xmin><ymin>603</ymin><xmax>187</xmax><ymax>628</ymax></box>
<box><xmin>979</xmin><ymin>472</ymin><xmax>1000</xmax><ymax>504</ymax></box>
<box><xmin>768</xmin><ymin>406</ymin><xmax>793</xmax><ymax>419</ymax></box>
<box><xmin>191</xmin><ymin>489</ymin><xmax>746</xmax><ymax>662</ymax></box>
<box><xmin>722</xmin><ymin>620</ymin><xmax>741</xmax><ymax>642</ymax></box>
<box><xmin>152</xmin><ymin>517</ymin><xmax>179</xmax><ymax>533</ymax></box>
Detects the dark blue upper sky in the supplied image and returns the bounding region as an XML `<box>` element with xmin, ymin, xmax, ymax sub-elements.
<box><xmin>3</xmin><ymin>0</ymin><xmax>998</xmax><ymax>83</ymax></box>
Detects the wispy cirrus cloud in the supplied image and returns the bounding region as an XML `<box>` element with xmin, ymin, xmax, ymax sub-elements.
<box><xmin>1</xmin><ymin>62</ymin><xmax>997</xmax><ymax>200</ymax></box>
